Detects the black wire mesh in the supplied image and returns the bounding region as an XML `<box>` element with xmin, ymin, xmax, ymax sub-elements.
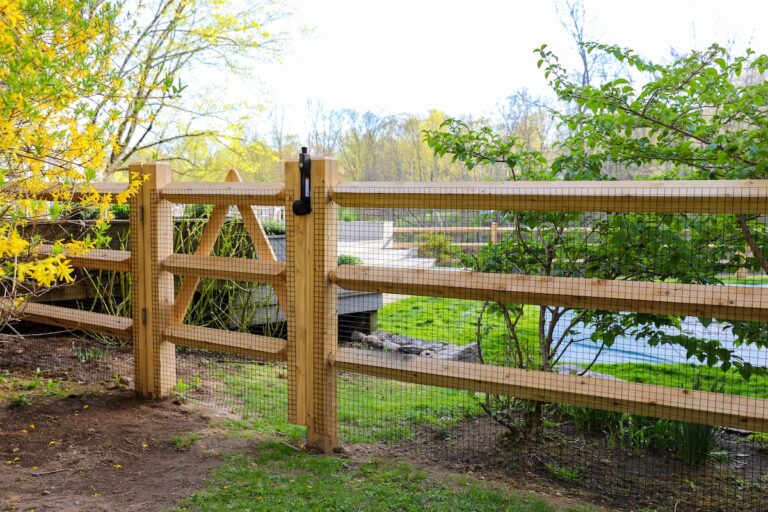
<box><xmin>333</xmin><ymin>183</ymin><xmax>768</xmax><ymax>511</ymax></box>
<box><xmin>2</xmin><ymin>177</ymin><xmax>767</xmax><ymax>511</ymax></box>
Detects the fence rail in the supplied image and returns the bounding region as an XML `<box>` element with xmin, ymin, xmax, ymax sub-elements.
<box><xmin>17</xmin><ymin>160</ymin><xmax>768</xmax><ymax>452</ymax></box>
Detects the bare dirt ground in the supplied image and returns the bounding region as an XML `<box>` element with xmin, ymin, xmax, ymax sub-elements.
<box><xmin>351</xmin><ymin>416</ymin><xmax>768</xmax><ymax>512</ymax></box>
<box><xmin>2</xmin><ymin>334</ymin><xmax>767</xmax><ymax>512</ymax></box>
<box><xmin>0</xmin><ymin>335</ymin><xmax>246</xmax><ymax>512</ymax></box>
<box><xmin>0</xmin><ymin>391</ymin><xmax>245</xmax><ymax>512</ymax></box>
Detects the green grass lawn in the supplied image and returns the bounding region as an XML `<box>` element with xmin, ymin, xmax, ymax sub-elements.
<box><xmin>378</xmin><ymin>296</ymin><xmax>540</xmax><ymax>365</ymax></box>
<box><xmin>717</xmin><ymin>275</ymin><xmax>768</xmax><ymax>285</ymax></box>
<box><xmin>591</xmin><ymin>362</ymin><xmax>768</xmax><ymax>398</ymax></box>
<box><xmin>378</xmin><ymin>296</ymin><xmax>767</xmax><ymax>398</ymax></box>
<box><xmin>177</xmin><ymin>440</ymin><xmax>592</xmax><ymax>512</ymax></box>
<box><xmin>219</xmin><ymin>364</ymin><xmax>481</xmax><ymax>444</ymax></box>
<box><xmin>215</xmin><ymin>296</ymin><xmax>765</xmax><ymax>447</ymax></box>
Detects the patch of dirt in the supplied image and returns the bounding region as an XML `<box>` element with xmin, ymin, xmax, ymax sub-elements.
<box><xmin>4</xmin><ymin>334</ymin><xmax>768</xmax><ymax>512</ymax></box>
<box><xmin>349</xmin><ymin>416</ymin><xmax>768</xmax><ymax>512</ymax></box>
<box><xmin>0</xmin><ymin>334</ymin><xmax>133</xmax><ymax>386</ymax></box>
<box><xmin>0</xmin><ymin>388</ymin><xmax>249</xmax><ymax>512</ymax></box>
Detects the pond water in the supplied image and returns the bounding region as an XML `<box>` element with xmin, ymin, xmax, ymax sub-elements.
<box><xmin>553</xmin><ymin>286</ymin><xmax>768</xmax><ymax>367</ymax></box>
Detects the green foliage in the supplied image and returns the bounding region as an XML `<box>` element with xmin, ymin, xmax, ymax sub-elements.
<box><xmin>219</xmin><ymin>363</ymin><xmax>480</xmax><ymax>444</ymax></box>
<box><xmin>544</xmin><ymin>463</ymin><xmax>583</xmax><ymax>482</ymax></box>
<box><xmin>171</xmin><ymin>432</ymin><xmax>203</xmax><ymax>451</ymax></box>
<box><xmin>174</xmin><ymin>374</ymin><xmax>202</xmax><ymax>401</ymax></box>
<box><xmin>8</xmin><ymin>393</ymin><xmax>30</xmax><ymax>409</ymax></box>
<box><xmin>109</xmin><ymin>203</ymin><xmax>131</xmax><ymax>220</ymax></box>
<box><xmin>564</xmin><ymin>376</ymin><xmax>719</xmax><ymax>463</ymax></box>
<box><xmin>75</xmin><ymin>345</ymin><xmax>109</xmax><ymax>363</ymax></box>
<box><xmin>378</xmin><ymin>296</ymin><xmax>539</xmax><ymax>366</ymax></box>
<box><xmin>340</xmin><ymin>208</ymin><xmax>358</xmax><ymax>222</ymax></box>
<box><xmin>422</xmin><ymin>43</ymin><xmax>768</xmax><ymax>436</ymax></box>
<box><xmin>184</xmin><ymin>204</ymin><xmax>213</xmax><ymax>219</ymax></box>
<box><xmin>677</xmin><ymin>421</ymin><xmax>716</xmax><ymax>465</ymax></box>
<box><xmin>262</xmin><ymin>220</ymin><xmax>285</xmax><ymax>235</ymax></box>
<box><xmin>178</xmin><ymin>441</ymin><xmax>572</xmax><ymax>512</ymax></box>
<box><xmin>747</xmin><ymin>432</ymin><xmax>768</xmax><ymax>448</ymax></box>
<box><xmin>337</xmin><ymin>254</ymin><xmax>363</xmax><ymax>266</ymax></box>
<box><xmin>417</xmin><ymin>233</ymin><xmax>463</xmax><ymax>267</ymax></box>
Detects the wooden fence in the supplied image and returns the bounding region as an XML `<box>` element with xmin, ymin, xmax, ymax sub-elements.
<box><xmin>18</xmin><ymin>159</ymin><xmax>768</xmax><ymax>452</ymax></box>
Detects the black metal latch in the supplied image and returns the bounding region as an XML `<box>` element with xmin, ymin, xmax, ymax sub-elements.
<box><xmin>292</xmin><ymin>147</ymin><xmax>312</xmax><ymax>216</ymax></box>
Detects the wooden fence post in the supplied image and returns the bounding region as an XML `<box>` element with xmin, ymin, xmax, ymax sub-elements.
<box><xmin>285</xmin><ymin>159</ymin><xmax>305</xmax><ymax>425</ymax></box>
<box><xmin>130</xmin><ymin>162</ymin><xmax>175</xmax><ymax>398</ymax></box>
<box><xmin>285</xmin><ymin>157</ymin><xmax>339</xmax><ymax>451</ymax></box>
<box><xmin>491</xmin><ymin>221</ymin><xmax>499</xmax><ymax>243</ymax></box>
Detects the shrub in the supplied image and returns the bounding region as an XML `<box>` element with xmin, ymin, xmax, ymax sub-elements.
<box><xmin>338</xmin><ymin>254</ymin><xmax>363</xmax><ymax>266</ymax></box>
<box><xmin>110</xmin><ymin>203</ymin><xmax>131</xmax><ymax>220</ymax></box>
<box><xmin>417</xmin><ymin>234</ymin><xmax>462</xmax><ymax>267</ymax></box>
<box><xmin>262</xmin><ymin>220</ymin><xmax>286</xmax><ymax>235</ymax></box>
<box><xmin>185</xmin><ymin>204</ymin><xmax>213</xmax><ymax>219</ymax></box>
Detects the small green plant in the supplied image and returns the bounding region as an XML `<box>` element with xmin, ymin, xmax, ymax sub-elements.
<box><xmin>76</xmin><ymin>345</ymin><xmax>109</xmax><ymax>363</ymax></box>
<box><xmin>674</xmin><ymin>376</ymin><xmax>720</xmax><ymax>465</ymax></box>
<box><xmin>174</xmin><ymin>374</ymin><xmax>203</xmax><ymax>400</ymax></box>
<box><xmin>748</xmin><ymin>432</ymin><xmax>768</xmax><ymax>448</ymax></box>
<box><xmin>262</xmin><ymin>220</ymin><xmax>285</xmax><ymax>235</ymax></box>
<box><xmin>544</xmin><ymin>463</ymin><xmax>583</xmax><ymax>482</ymax></box>
<box><xmin>676</xmin><ymin>421</ymin><xmax>716</xmax><ymax>465</ymax></box>
<box><xmin>417</xmin><ymin>233</ymin><xmax>462</xmax><ymax>267</ymax></box>
<box><xmin>109</xmin><ymin>203</ymin><xmax>131</xmax><ymax>220</ymax></box>
<box><xmin>171</xmin><ymin>432</ymin><xmax>203</xmax><ymax>450</ymax></box>
<box><xmin>185</xmin><ymin>203</ymin><xmax>213</xmax><ymax>219</ymax></box>
<box><xmin>338</xmin><ymin>254</ymin><xmax>363</xmax><ymax>266</ymax></box>
<box><xmin>8</xmin><ymin>392</ymin><xmax>30</xmax><ymax>408</ymax></box>
<box><xmin>339</xmin><ymin>208</ymin><xmax>358</xmax><ymax>222</ymax></box>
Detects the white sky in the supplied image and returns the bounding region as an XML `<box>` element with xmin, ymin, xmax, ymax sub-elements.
<box><xmin>203</xmin><ymin>0</ymin><xmax>768</xmax><ymax>138</ymax></box>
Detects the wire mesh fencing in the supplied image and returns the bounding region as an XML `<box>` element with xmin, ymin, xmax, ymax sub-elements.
<box><xmin>330</xmin><ymin>182</ymin><xmax>768</xmax><ymax>511</ymax></box>
<box><xmin>2</xmin><ymin>168</ymin><xmax>768</xmax><ymax>511</ymax></box>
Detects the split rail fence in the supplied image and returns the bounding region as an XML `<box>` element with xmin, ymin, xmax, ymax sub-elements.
<box><xmin>20</xmin><ymin>158</ymin><xmax>768</xmax><ymax>452</ymax></box>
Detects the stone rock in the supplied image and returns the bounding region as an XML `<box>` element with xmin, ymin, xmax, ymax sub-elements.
<box><xmin>556</xmin><ymin>364</ymin><xmax>623</xmax><ymax>381</ymax></box>
<box><xmin>362</xmin><ymin>335</ymin><xmax>383</xmax><ymax>348</ymax></box>
<box><xmin>382</xmin><ymin>340</ymin><xmax>401</xmax><ymax>352</ymax></box>
<box><xmin>348</xmin><ymin>330</ymin><xmax>479</xmax><ymax>362</ymax></box>
<box><xmin>433</xmin><ymin>343</ymin><xmax>479</xmax><ymax>362</ymax></box>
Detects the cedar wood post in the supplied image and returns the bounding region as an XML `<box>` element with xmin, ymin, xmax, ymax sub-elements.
<box><xmin>130</xmin><ymin>162</ymin><xmax>176</xmax><ymax>397</ymax></box>
<box><xmin>286</xmin><ymin>157</ymin><xmax>339</xmax><ymax>451</ymax></box>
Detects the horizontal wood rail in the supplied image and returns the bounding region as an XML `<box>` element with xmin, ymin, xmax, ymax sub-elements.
<box><xmin>331</xmin><ymin>180</ymin><xmax>768</xmax><ymax>213</ymax></box>
<box><xmin>333</xmin><ymin>348</ymin><xmax>768</xmax><ymax>432</ymax></box>
<box><xmin>159</xmin><ymin>181</ymin><xmax>285</xmax><ymax>205</ymax></box>
<box><xmin>164</xmin><ymin>324</ymin><xmax>287</xmax><ymax>361</ymax></box>
<box><xmin>20</xmin><ymin>302</ymin><xmax>132</xmax><ymax>339</ymax></box>
<box><xmin>330</xmin><ymin>265</ymin><xmax>768</xmax><ymax>322</ymax></box>
<box><xmin>394</xmin><ymin>226</ymin><xmax>512</xmax><ymax>233</ymax></box>
<box><xmin>38</xmin><ymin>246</ymin><xmax>131</xmax><ymax>272</ymax></box>
<box><xmin>161</xmin><ymin>254</ymin><xmax>285</xmax><ymax>284</ymax></box>
<box><xmin>392</xmin><ymin>242</ymin><xmax>486</xmax><ymax>250</ymax></box>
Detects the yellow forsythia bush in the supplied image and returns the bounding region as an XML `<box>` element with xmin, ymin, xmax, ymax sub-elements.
<box><xmin>0</xmin><ymin>0</ymin><xmax>142</xmax><ymax>319</ymax></box>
